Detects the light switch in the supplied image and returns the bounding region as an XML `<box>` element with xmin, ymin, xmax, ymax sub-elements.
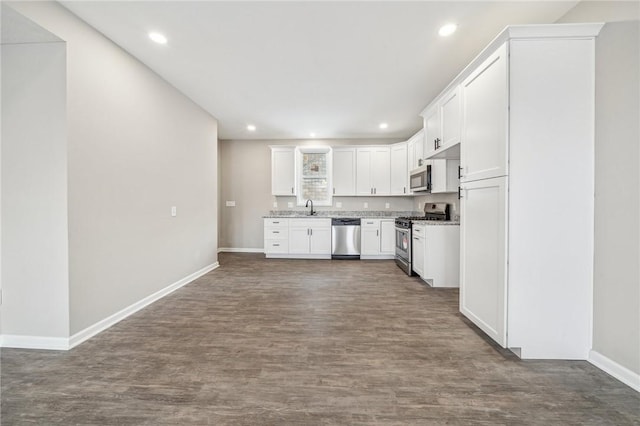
<box><xmin>336</xmin><ymin>202</ymin><xmax>342</xmax><ymax>208</ymax></box>
<box><xmin>226</xmin><ymin>201</ymin><xmax>236</xmax><ymax>207</ymax></box>
<box><xmin>273</xmin><ymin>201</ymin><xmax>278</xmax><ymax>208</ymax></box>
<box><xmin>363</xmin><ymin>202</ymin><xmax>368</xmax><ymax>209</ymax></box>
<box><xmin>171</xmin><ymin>206</ymin><xmax>177</xmax><ymax>217</ymax></box>
<box><xmin>287</xmin><ymin>202</ymin><xmax>293</xmax><ymax>208</ymax></box>
<box><xmin>385</xmin><ymin>203</ymin><xmax>390</xmax><ymax>209</ymax></box>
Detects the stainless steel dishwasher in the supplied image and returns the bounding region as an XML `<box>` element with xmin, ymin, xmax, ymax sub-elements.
<box><xmin>331</xmin><ymin>218</ymin><xmax>361</xmax><ymax>259</ymax></box>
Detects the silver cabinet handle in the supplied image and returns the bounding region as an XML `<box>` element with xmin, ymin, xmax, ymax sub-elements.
<box><xmin>310</xmin><ymin>228</ymin><xmax>313</xmax><ymax>236</ymax></box>
<box><xmin>376</xmin><ymin>229</ymin><xmax>379</xmax><ymax>236</ymax></box>
<box><xmin>273</xmin><ymin>231</ymin><xmax>280</xmax><ymax>234</ymax></box>
<box><xmin>273</xmin><ymin>221</ymin><xmax>280</xmax><ymax>224</ymax></box>
<box><xmin>273</xmin><ymin>243</ymin><xmax>280</xmax><ymax>247</ymax></box>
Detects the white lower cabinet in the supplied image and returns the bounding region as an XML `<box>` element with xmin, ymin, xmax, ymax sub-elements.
<box><xmin>411</xmin><ymin>225</ymin><xmax>425</xmax><ymax>277</ymax></box>
<box><xmin>361</xmin><ymin>218</ymin><xmax>395</xmax><ymax>259</ymax></box>
<box><xmin>264</xmin><ymin>218</ymin><xmax>331</xmax><ymax>259</ymax></box>
<box><xmin>264</xmin><ymin>218</ymin><xmax>289</xmax><ymax>255</ymax></box>
<box><xmin>423</xmin><ymin>225</ymin><xmax>460</xmax><ymax>287</ymax></box>
<box><xmin>413</xmin><ymin>223</ymin><xmax>460</xmax><ymax>287</ymax></box>
<box><xmin>288</xmin><ymin>219</ymin><xmax>331</xmax><ymax>258</ymax></box>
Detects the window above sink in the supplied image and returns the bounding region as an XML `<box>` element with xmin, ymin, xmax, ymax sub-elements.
<box><xmin>296</xmin><ymin>146</ymin><xmax>333</xmax><ymax>207</ymax></box>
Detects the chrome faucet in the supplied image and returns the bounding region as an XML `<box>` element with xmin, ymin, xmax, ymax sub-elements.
<box><xmin>305</xmin><ymin>199</ymin><xmax>315</xmax><ymax>216</ymax></box>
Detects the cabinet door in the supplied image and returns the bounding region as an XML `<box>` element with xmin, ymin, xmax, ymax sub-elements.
<box><xmin>379</xmin><ymin>220</ymin><xmax>395</xmax><ymax>255</ymax></box>
<box><xmin>407</xmin><ymin>138</ymin><xmax>416</xmax><ymax>172</ymax></box>
<box><xmin>309</xmin><ymin>226</ymin><xmax>332</xmax><ymax>255</ymax></box>
<box><xmin>288</xmin><ymin>226</ymin><xmax>310</xmax><ymax>254</ymax></box>
<box><xmin>440</xmin><ymin>85</ymin><xmax>461</xmax><ymax>147</ymax></box>
<box><xmin>390</xmin><ymin>143</ymin><xmax>408</xmax><ymax>195</ymax></box>
<box><xmin>459</xmin><ymin>176</ymin><xmax>508</xmax><ymax>347</ymax></box>
<box><xmin>424</xmin><ymin>106</ymin><xmax>440</xmax><ymax>157</ymax></box>
<box><xmin>424</xmin><ymin>225</ymin><xmax>460</xmax><ymax>287</ymax></box>
<box><xmin>371</xmin><ymin>147</ymin><xmax>391</xmax><ymax>195</ymax></box>
<box><xmin>361</xmin><ymin>221</ymin><xmax>380</xmax><ymax>255</ymax></box>
<box><xmin>356</xmin><ymin>148</ymin><xmax>373</xmax><ymax>195</ymax></box>
<box><xmin>460</xmin><ymin>43</ymin><xmax>508</xmax><ymax>182</ymax></box>
<box><xmin>332</xmin><ymin>148</ymin><xmax>356</xmax><ymax>196</ymax></box>
<box><xmin>271</xmin><ymin>147</ymin><xmax>296</xmax><ymax>196</ymax></box>
<box><xmin>412</xmin><ymin>231</ymin><xmax>424</xmax><ymax>277</ymax></box>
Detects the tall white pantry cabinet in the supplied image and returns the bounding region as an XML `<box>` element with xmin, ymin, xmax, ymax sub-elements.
<box><xmin>457</xmin><ymin>24</ymin><xmax>602</xmax><ymax>359</ymax></box>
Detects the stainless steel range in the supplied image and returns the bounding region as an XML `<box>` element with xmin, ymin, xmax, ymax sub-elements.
<box><xmin>395</xmin><ymin>203</ymin><xmax>450</xmax><ymax>275</ymax></box>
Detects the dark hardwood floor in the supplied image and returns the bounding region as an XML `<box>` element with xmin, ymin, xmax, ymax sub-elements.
<box><xmin>2</xmin><ymin>253</ymin><xmax>639</xmax><ymax>425</ymax></box>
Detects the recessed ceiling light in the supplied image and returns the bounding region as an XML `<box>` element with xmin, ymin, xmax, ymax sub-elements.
<box><xmin>148</xmin><ymin>32</ymin><xmax>168</xmax><ymax>44</ymax></box>
<box><xmin>247</xmin><ymin>124</ymin><xmax>256</xmax><ymax>132</ymax></box>
<box><xmin>379</xmin><ymin>123</ymin><xmax>389</xmax><ymax>129</ymax></box>
<box><xmin>309</xmin><ymin>132</ymin><xmax>316</xmax><ymax>138</ymax></box>
<box><xmin>438</xmin><ymin>23</ymin><xmax>457</xmax><ymax>37</ymax></box>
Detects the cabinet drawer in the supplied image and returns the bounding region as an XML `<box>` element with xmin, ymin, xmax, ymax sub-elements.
<box><xmin>265</xmin><ymin>227</ymin><xmax>288</xmax><ymax>240</ymax></box>
<box><xmin>264</xmin><ymin>218</ymin><xmax>289</xmax><ymax>228</ymax></box>
<box><xmin>289</xmin><ymin>218</ymin><xmax>331</xmax><ymax>228</ymax></box>
<box><xmin>264</xmin><ymin>239</ymin><xmax>289</xmax><ymax>254</ymax></box>
<box><xmin>361</xmin><ymin>219</ymin><xmax>380</xmax><ymax>228</ymax></box>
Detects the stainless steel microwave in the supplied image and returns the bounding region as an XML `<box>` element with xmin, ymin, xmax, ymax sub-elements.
<box><xmin>409</xmin><ymin>164</ymin><xmax>431</xmax><ymax>192</ymax></box>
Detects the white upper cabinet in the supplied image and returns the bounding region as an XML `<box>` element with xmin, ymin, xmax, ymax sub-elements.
<box><xmin>422</xmin><ymin>85</ymin><xmax>462</xmax><ymax>161</ymax></box>
<box><xmin>356</xmin><ymin>147</ymin><xmax>390</xmax><ymax>195</ymax></box>
<box><xmin>270</xmin><ymin>146</ymin><xmax>296</xmax><ymax>196</ymax></box>
<box><xmin>423</xmin><ymin>105</ymin><xmax>440</xmax><ymax>158</ymax></box>
<box><xmin>407</xmin><ymin>129</ymin><xmax>425</xmax><ymax>171</ymax></box>
<box><xmin>390</xmin><ymin>142</ymin><xmax>408</xmax><ymax>195</ymax></box>
<box><xmin>332</xmin><ymin>147</ymin><xmax>356</xmax><ymax>196</ymax></box>
<box><xmin>460</xmin><ymin>43</ymin><xmax>509</xmax><ymax>182</ymax></box>
<box><xmin>440</xmin><ymin>85</ymin><xmax>462</xmax><ymax>148</ymax></box>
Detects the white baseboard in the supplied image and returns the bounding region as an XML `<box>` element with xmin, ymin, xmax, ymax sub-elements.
<box><xmin>0</xmin><ymin>262</ymin><xmax>219</xmax><ymax>351</ymax></box>
<box><xmin>68</xmin><ymin>262</ymin><xmax>219</xmax><ymax>349</ymax></box>
<box><xmin>1</xmin><ymin>335</ymin><xmax>70</xmax><ymax>350</ymax></box>
<box><xmin>589</xmin><ymin>350</ymin><xmax>640</xmax><ymax>392</ymax></box>
<box><xmin>218</xmin><ymin>247</ymin><xmax>264</xmax><ymax>253</ymax></box>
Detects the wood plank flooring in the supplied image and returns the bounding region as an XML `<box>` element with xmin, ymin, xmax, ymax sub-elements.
<box><xmin>2</xmin><ymin>253</ymin><xmax>639</xmax><ymax>425</ymax></box>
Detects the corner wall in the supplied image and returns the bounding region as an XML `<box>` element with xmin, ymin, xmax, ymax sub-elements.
<box><xmin>7</xmin><ymin>2</ymin><xmax>219</xmax><ymax>337</ymax></box>
<box><xmin>558</xmin><ymin>1</ymin><xmax>640</xmax><ymax>385</ymax></box>
<box><xmin>1</xmin><ymin>41</ymin><xmax>69</xmax><ymax>342</ymax></box>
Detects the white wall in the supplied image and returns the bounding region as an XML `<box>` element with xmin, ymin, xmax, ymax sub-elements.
<box><xmin>1</xmin><ymin>41</ymin><xmax>69</xmax><ymax>339</ymax></box>
<box><xmin>7</xmin><ymin>2</ymin><xmax>219</xmax><ymax>336</ymax></box>
<box><xmin>558</xmin><ymin>1</ymin><xmax>640</xmax><ymax>378</ymax></box>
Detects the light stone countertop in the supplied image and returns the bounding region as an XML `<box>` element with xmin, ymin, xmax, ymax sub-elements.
<box><xmin>263</xmin><ymin>210</ymin><xmax>420</xmax><ymax>219</ymax></box>
<box><xmin>411</xmin><ymin>220</ymin><xmax>460</xmax><ymax>226</ymax></box>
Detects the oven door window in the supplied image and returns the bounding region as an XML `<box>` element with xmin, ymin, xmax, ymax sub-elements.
<box><xmin>395</xmin><ymin>228</ymin><xmax>410</xmax><ymax>254</ymax></box>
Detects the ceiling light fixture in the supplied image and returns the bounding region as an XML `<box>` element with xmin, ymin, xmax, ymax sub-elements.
<box><xmin>379</xmin><ymin>123</ymin><xmax>389</xmax><ymax>129</ymax></box>
<box><xmin>438</xmin><ymin>23</ymin><xmax>457</xmax><ymax>37</ymax></box>
<box><xmin>148</xmin><ymin>32</ymin><xmax>168</xmax><ymax>44</ymax></box>
<box><xmin>247</xmin><ymin>124</ymin><xmax>256</xmax><ymax>132</ymax></box>
<box><xmin>309</xmin><ymin>132</ymin><xmax>316</xmax><ymax>138</ymax></box>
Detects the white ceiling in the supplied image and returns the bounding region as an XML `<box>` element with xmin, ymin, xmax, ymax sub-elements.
<box><xmin>60</xmin><ymin>1</ymin><xmax>578</xmax><ymax>141</ymax></box>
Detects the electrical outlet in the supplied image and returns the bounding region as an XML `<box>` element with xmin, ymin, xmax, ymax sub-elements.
<box><xmin>273</xmin><ymin>201</ymin><xmax>278</xmax><ymax>208</ymax></box>
<box><xmin>336</xmin><ymin>202</ymin><xmax>342</xmax><ymax>208</ymax></box>
<box><xmin>171</xmin><ymin>206</ymin><xmax>177</xmax><ymax>217</ymax></box>
<box><xmin>287</xmin><ymin>202</ymin><xmax>293</xmax><ymax>208</ymax></box>
<box><xmin>385</xmin><ymin>203</ymin><xmax>390</xmax><ymax>209</ymax></box>
<box><xmin>363</xmin><ymin>202</ymin><xmax>368</xmax><ymax>209</ymax></box>
<box><xmin>225</xmin><ymin>201</ymin><xmax>236</xmax><ymax>207</ymax></box>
